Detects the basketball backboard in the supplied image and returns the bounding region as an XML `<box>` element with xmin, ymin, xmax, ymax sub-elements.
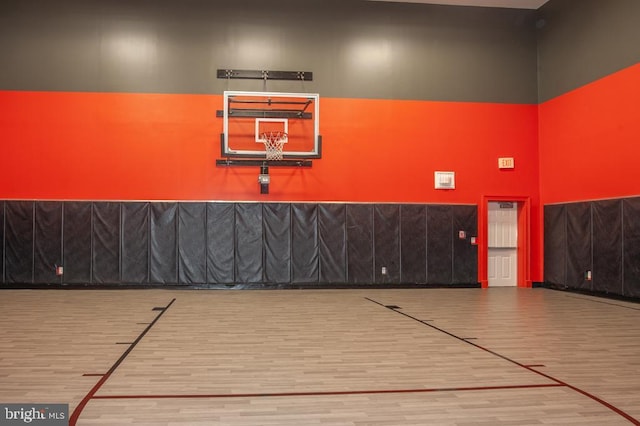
<box><xmin>221</xmin><ymin>91</ymin><xmax>321</xmax><ymax>159</ymax></box>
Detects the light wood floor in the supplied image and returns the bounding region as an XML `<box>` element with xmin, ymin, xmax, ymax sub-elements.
<box><xmin>1</xmin><ymin>288</ymin><xmax>639</xmax><ymax>425</ymax></box>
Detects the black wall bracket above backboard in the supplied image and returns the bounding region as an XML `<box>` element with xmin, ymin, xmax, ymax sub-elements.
<box><xmin>217</xmin><ymin>69</ymin><xmax>313</xmax><ymax>81</ymax></box>
<box><xmin>216</xmin><ymin>92</ymin><xmax>314</xmax><ymax>119</ymax></box>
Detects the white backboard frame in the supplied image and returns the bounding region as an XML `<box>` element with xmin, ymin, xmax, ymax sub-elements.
<box><xmin>222</xmin><ymin>91</ymin><xmax>321</xmax><ymax>159</ymax></box>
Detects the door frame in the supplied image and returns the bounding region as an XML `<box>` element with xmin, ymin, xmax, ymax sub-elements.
<box><xmin>479</xmin><ymin>195</ymin><xmax>531</xmax><ymax>288</ymax></box>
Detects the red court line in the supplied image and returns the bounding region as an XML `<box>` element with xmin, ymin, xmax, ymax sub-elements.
<box><xmin>92</xmin><ymin>383</ymin><xmax>564</xmax><ymax>400</ymax></box>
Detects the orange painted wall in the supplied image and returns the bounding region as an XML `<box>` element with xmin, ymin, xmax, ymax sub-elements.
<box><xmin>539</xmin><ymin>63</ymin><xmax>640</xmax><ymax>204</ymax></box>
<box><xmin>0</xmin><ymin>91</ymin><xmax>542</xmax><ymax>281</ymax></box>
<box><xmin>0</xmin><ymin>91</ymin><xmax>539</xmax><ymax>202</ymax></box>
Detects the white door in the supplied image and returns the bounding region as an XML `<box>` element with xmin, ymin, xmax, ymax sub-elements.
<box><xmin>488</xmin><ymin>202</ymin><xmax>518</xmax><ymax>287</ymax></box>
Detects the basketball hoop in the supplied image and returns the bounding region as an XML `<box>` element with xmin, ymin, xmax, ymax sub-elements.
<box><xmin>260</xmin><ymin>131</ymin><xmax>287</xmax><ymax>161</ymax></box>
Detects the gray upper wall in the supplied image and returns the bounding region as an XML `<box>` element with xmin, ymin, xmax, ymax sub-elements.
<box><xmin>0</xmin><ymin>0</ymin><xmax>538</xmax><ymax>103</ymax></box>
<box><xmin>537</xmin><ymin>0</ymin><xmax>640</xmax><ymax>102</ymax></box>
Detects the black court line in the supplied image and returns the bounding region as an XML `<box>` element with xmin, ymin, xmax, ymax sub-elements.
<box><xmin>69</xmin><ymin>298</ymin><xmax>176</xmax><ymax>426</ymax></box>
<box><xmin>91</xmin><ymin>383</ymin><xmax>563</xmax><ymax>400</ymax></box>
<box><xmin>365</xmin><ymin>297</ymin><xmax>640</xmax><ymax>425</ymax></box>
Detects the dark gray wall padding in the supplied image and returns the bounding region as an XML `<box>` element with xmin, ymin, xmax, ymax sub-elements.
<box><xmin>318</xmin><ymin>204</ymin><xmax>347</xmax><ymax>284</ymax></box>
<box><xmin>566</xmin><ymin>202</ymin><xmax>592</xmax><ymax>291</ymax></box>
<box><xmin>374</xmin><ymin>205</ymin><xmax>401</xmax><ymax>284</ymax></box>
<box><xmin>544</xmin><ymin>196</ymin><xmax>640</xmax><ymax>299</ymax></box>
<box><xmin>592</xmin><ymin>199</ymin><xmax>623</xmax><ymax>295</ymax></box>
<box><xmin>544</xmin><ymin>204</ymin><xmax>566</xmax><ymax>286</ymax></box>
<box><xmin>400</xmin><ymin>204</ymin><xmax>427</xmax><ymax>284</ymax></box>
<box><xmin>263</xmin><ymin>203</ymin><xmax>291</xmax><ymax>284</ymax></box>
<box><xmin>121</xmin><ymin>202</ymin><xmax>150</xmax><ymax>284</ymax></box>
<box><xmin>150</xmin><ymin>202</ymin><xmax>178</xmax><ymax>284</ymax></box>
<box><xmin>1</xmin><ymin>200</ymin><xmax>478</xmax><ymax>287</ymax></box>
<box><xmin>291</xmin><ymin>204</ymin><xmax>319</xmax><ymax>284</ymax></box>
<box><xmin>34</xmin><ymin>202</ymin><xmax>62</xmax><ymax>284</ymax></box>
<box><xmin>234</xmin><ymin>203</ymin><xmax>263</xmax><ymax>284</ymax></box>
<box><xmin>346</xmin><ymin>205</ymin><xmax>374</xmax><ymax>284</ymax></box>
<box><xmin>623</xmin><ymin>198</ymin><xmax>640</xmax><ymax>298</ymax></box>
<box><xmin>0</xmin><ymin>202</ymin><xmax>4</xmax><ymax>283</ymax></box>
<box><xmin>206</xmin><ymin>203</ymin><xmax>235</xmax><ymax>284</ymax></box>
<box><xmin>427</xmin><ymin>205</ymin><xmax>453</xmax><ymax>284</ymax></box>
<box><xmin>92</xmin><ymin>202</ymin><xmax>121</xmax><ymax>284</ymax></box>
<box><xmin>178</xmin><ymin>202</ymin><xmax>207</xmax><ymax>284</ymax></box>
<box><xmin>5</xmin><ymin>201</ymin><xmax>34</xmax><ymax>283</ymax></box>
<box><xmin>62</xmin><ymin>202</ymin><xmax>92</xmax><ymax>284</ymax></box>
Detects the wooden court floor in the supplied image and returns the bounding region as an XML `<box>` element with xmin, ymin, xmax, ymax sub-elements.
<box><xmin>1</xmin><ymin>288</ymin><xmax>639</xmax><ymax>425</ymax></box>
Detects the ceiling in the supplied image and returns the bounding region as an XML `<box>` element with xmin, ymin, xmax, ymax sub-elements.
<box><xmin>368</xmin><ymin>0</ymin><xmax>550</xmax><ymax>9</ymax></box>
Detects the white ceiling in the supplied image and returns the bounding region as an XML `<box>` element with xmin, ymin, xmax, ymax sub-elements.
<box><xmin>368</xmin><ymin>0</ymin><xmax>550</xmax><ymax>9</ymax></box>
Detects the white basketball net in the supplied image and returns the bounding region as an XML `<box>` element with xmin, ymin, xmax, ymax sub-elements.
<box><xmin>260</xmin><ymin>131</ymin><xmax>288</xmax><ymax>161</ymax></box>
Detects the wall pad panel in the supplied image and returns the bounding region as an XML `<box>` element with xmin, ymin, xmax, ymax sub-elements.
<box><xmin>235</xmin><ymin>204</ymin><xmax>263</xmax><ymax>284</ymax></box>
<box><xmin>400</xmin><ymin>205</ymin><xmax>427</xmax><ymax>284</ymax></box>
<box><xmin>263</xmin><ymin>204</ymin><xmax>291</xmax><ymax>284</ymax></box>
<box><xmin>566</xmin><ymin>202</ymin><xmax>591</xmax><ymax>291</ymax></box>
<box><xmin>1</xmin><ymin>200</ymin><xmax>478</xmax><ymax>288</ymax></box>
<box><xmin>346</xmin><ymin>205</ymin><xmax>374</xmax><ymax>284</ymax></box>
<box><xmin>291</xmin><ymin>204</ymin><xmax>319</xmax><ymax>284</ymax></box>
<box><xmin>178</xmin><ymin>203</ymin><xmax>207</xmax><ymax>284</ymax></box>
<box><xmin>544</xmin><ymin>204</ymin><xmax>566</xmax><ymax>285</ymax></box>
<box><xmin>5</xmin><ymin>201</ymin><xmax>34</xmax><ymax>284</ymax></box>
<box><xmin>34</xmin><ymin>202</ymin><xmax>62</xmax><ymax>284</ymax></box>
<box><xmin>592</xmin><ymin>199</ymin><xmax>623</xmax><ymax>294</ymax></box>
<box><xmin>93</xmin><ymin>202</ymin><xmax>120</xmax><ymax>284</ymax></box>
<box><xmin>121</xmin><ymin>203</ymin><xmax>149</xmax><ymax>284</ymax></box>
<box><xmin>318</xmin><ymin>204</ymin><xmax>347</xmax><ymax>284</ymax></box>
<box><xmin>374</xmin><ymin>205</ymin><xmax>400</xmax><ymax>284</ymax></box>
<box><xmin>1</xmin><ymin>202</ymin><xmax>4</xmax><ymax>284</ymax></box>
<box><xmin>207</xmin><ymin>203</ymin><xmax>234</xmax><ymax>284</ymax></box>
<box><xmin>427</xmin><ymin>205</ymin><xmax>453</xmax><ymax>284</ymax></box>
<box><xmin>623</xmin><ymin>198</ymin><xmax>640</xmax><ymax>298</ymax></box>
<box><xmin>63</xmin><ymin>202</ymin><xmax>92</xmax><ymax>284</ymax></box>
<box><xmin>150</xmin><ymin>203</ymin><xmax>178</xmax><ymax>284</ymax></box>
